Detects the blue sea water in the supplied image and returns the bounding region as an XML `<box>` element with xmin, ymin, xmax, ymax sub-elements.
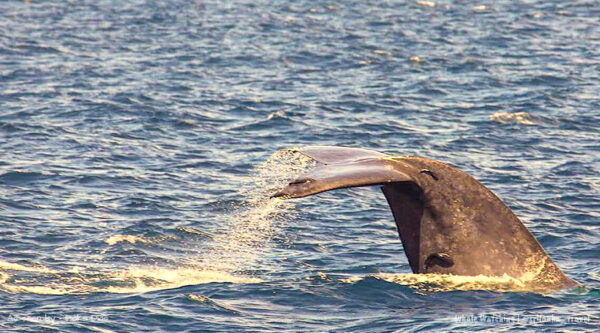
<box><xmin>1</xmin><ymin>0</ymin><xmax>599</xmax><ymax>331</ymax></box>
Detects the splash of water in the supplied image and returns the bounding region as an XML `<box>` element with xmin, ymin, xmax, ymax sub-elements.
<box><xmin>197</xmin><ymin>149</ymin><xmax>315</xmax><ymax>272</ymax></box>
<box><xmin>0</xmin><ymin>149</ymin><xmax>312</xmax><ymax>295</ymax></box>
<box><xmin>340</xmin><ymin>256</ymin><xmax>569</xmax><ymax>293</ymax></box>
<box><xmin>371</xmin><ymin>273</ymin><xmax>543</xmax><ymax>293</ymax></box>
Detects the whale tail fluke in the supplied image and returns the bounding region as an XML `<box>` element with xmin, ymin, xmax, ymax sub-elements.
<box><xmin>271</xmin><ymin>146</ymin><xmax>577</xmax><ymax>291</ymax></box>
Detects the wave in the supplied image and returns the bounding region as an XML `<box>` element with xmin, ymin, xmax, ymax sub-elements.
<box><xmin>490</xmin><ymin>112</ymin><xmax>537</xmax><ymax>125</ymax></box>
<box><xmin>105</xmin><ymin>234</ymin><xmax>151</xmax><ymax>246</ymax></box>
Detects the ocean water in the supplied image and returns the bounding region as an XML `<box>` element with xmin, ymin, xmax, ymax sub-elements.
<box><xmin>0</xmin><ymin>0</ymin><xmax>598</xmax><ymax>331</ymax></box>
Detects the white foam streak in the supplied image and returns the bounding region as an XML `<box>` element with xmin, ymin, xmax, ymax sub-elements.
<box><xmin>490</xmin><ymin>111</ymin><xmax>537</xmax><ymax>125</ymax></box>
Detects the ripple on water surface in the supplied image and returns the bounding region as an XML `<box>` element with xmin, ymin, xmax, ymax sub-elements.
<box><xmin>0</xmin><ymin>0</ymin><xmax>598</xmax><ymax>332</ymax></box>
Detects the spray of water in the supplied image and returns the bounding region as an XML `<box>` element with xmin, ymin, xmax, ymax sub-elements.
<box><xmin>197</xmin><ymin>149</ymin><xmax>315</xmax><ymax>272</ymax></box>
<box><xmin>0</xmin><ymin>149</ymin><xmax>313</xmax><ymax>295</ymax></box>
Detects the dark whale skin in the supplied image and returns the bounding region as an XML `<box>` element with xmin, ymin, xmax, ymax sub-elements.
<box><xmin>274</xmin><ymin>146</ymin><xmax>577</xmax><ymax>291</ymax></box>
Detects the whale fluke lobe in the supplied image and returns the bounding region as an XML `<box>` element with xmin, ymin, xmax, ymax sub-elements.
<box><xmin>272</xmin><ymin>159</ymin><xmax>412</xmax><ymax>198</ymax></box>
<box><xmin>275</xmin><ymin>146</ymin><xmax>577</xmax><ymax>291</ymax></box>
